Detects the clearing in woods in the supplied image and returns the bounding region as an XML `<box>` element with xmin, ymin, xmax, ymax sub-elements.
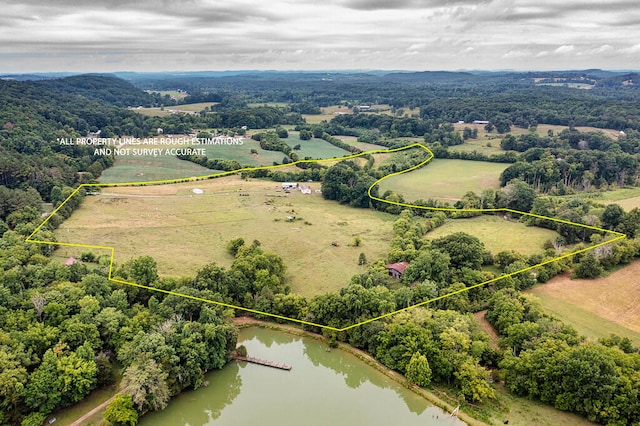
<box><xmin>377</xmin><ymin>158</ymin><xmax>509</xmax><ymax>201</ymax></box>
<box><xmin>528</xmin><ymin>260</ymin><xmax>640</xmax><ymax>345</ymax></box>
<box><xmin>424</xmin><ymin>215</ymin><xmax>560</xmax><ymax>256</ymax></box>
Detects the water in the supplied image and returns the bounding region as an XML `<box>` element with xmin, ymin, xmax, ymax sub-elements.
<box><xmin>140</xmin><ymin>327</ymin><xmax>465</xmax><ymax>426</ymax></box>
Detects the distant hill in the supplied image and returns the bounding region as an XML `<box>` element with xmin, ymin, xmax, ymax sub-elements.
<box><xmin>36</xmin><ymin>74</ymin><xmax>157</xmax><ymax>107</ymax></box>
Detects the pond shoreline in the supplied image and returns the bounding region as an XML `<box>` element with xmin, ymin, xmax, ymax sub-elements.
<box><xmin>233</xmin><ymin>317</ymin><xmax>483</xmax><ymax>426</ymax></box>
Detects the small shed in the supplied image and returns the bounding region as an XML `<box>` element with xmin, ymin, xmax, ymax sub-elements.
<box><xmin>282</xmin><ymin>182</ymin><xmax>298</xmax><ymax>189</ymax></box>
<box><xmin>386</xmin><ymin>261</ymin><xmax>409</xmax><ymax>279</ymax></box>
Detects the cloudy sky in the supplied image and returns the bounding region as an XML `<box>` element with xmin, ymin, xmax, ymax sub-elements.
<box><xmin>1</xmin><ymin>0</ymin><xmax>638</xmax><ymax>72</ymax></box>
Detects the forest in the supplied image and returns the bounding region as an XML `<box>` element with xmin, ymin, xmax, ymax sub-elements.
<box><xmin>1</xmin><ymin>71</ymin><xmax>640</xmax><ymax>425</ymax></box>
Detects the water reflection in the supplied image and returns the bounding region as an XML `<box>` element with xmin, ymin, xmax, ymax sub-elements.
<box><xmin>140</xmin><ymin>327</ymin><xmax>464</xmax><ymax>426</ymax></box>
<box><xmin>140</xmin><ymin>361</ymin><xmax>243</xmax><ymax>425</ymax></box>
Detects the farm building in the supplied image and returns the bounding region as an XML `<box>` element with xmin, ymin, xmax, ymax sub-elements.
<box><xmin>386</xmin><ymin>261</ymin><xmax>409</xmax><ymax>279</ymax></box>
<box><xmin>472</xmin><ymin>120</ymin><xmax>489</xmax><ymax>125</ymax></box>
<box><xmin>282</xmin><ymin>182</ymin><xmax>298</xmax><ymax>189</ymax></box>
<box><xmin>299</xmin><ymin>184</ymin><xmax>311</xmax><ymax>195</ymax></box>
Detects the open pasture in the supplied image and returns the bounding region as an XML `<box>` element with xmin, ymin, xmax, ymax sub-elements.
<box><xmin>55</xmin><ymin>176</ymin><xmax>396</xmax><ymax>297</ymax></box>
<box><xmin>286</xmin><ymin>132</ymin><xmax>351</xmax><ymax>159</ymax></box>
<box><xmin>377</xmin><ymin>158</ymin><xmax>509</xmax><ymax>201</ymax></box>
<box><xmin>99</xmin><ymin>142</ymin><xmax>214</xmax><ymax>183</ymax></box>
<box><xmin>424</xmin><ymin>215</ymin><xmax>560</xmax><ymax>256</ymax></box>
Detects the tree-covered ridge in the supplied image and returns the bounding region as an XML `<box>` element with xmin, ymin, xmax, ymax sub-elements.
<box><xmin>36</xmin><ymin>74</ymin><xmax>158</xmax><ymax>108</ymax></box>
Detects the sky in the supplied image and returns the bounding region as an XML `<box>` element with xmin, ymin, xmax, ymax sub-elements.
<box><xmin>1</xmin><ymin>0</ymin><xmax>639</xmax><ymax>73</ymax></box>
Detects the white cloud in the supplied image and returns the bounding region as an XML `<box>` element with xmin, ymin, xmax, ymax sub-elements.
<box><xmin>0</xmin><ymin>0</ymin><xmax>638</xmax><ymax>71</ymax></box>
<box><xmin>553</xmin><ymin>45</ymin><xmax>575</xmax><ymax>55</ymax></box>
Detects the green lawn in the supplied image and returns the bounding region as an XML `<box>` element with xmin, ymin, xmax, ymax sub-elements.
<box><xmin>425</xmin><ymin>215</ymin><xmax>559</xmax><ymax>256</ymax></box>
<box><xmin>378</xmin><ymin>158</ymin><xmax>509</xmax><ymax>201</ymax></box>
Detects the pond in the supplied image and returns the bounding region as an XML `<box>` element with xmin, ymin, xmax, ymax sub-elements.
<box><xmin>140</xmin><ymin>327</ymin><xmax>466</xmax><ymax>426</ymax></box>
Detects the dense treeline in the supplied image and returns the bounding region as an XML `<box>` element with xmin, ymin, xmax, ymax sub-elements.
<box><xmin>498</xmin><ymin>129</ymin><xmax>640</xmax><ymax>193</ymax></box>
<box><xmin>0</xmin><ymin>217</ymin><xmax>238</xmax><ymax>425</ymax></box>
<box><xmin>488</xmin><ymin>289</ymin><xmax>640</xmax><ymax>425</ymax></box>
<box><xmin>36</xmin><ymin>75</ymin><xmax>157</xmax><ymax>108</ymax></box>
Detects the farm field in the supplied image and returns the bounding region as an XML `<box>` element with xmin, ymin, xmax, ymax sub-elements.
<box><xmin>133</xmin><ymin>102</ymin><xmax>217</xmax><ymax>116</ymax></box>
<box><xmin>286</xmin><ymin>132</ymin><xmax>351</xmax><ymax>158</ymax></box>
<box><xmin>377</xmin><ymin>158</ymin><xmax>509</xmax><ymax>201</ymax></box>
<box><xmin>99</xmin><ymin>151</ymin><xmax>214</xmax><ymax>183</ymax></box>
<box><xmin>448</xmin><ymin>138</ymin><xmax>509</xmax><ymax>155</ymax></box>
<box><xmin>145</xmin><ymin>89</ymin><xmax>188</xmax><ymax>101</ymax></box>
<box><xmin>527</xmin><ymin>260</ymin><xmax>640</xmax><ymax>338</ymax></box>
<box><xmin>424</xmin><ymin>215</ymin><xmax>560</xmax><ymax>256</ymax></box>
<box><xmin>54</xmin><ymin>176</ymin><xmax>397</xmax><ymax>297</ymax></box>
<box><xmin>197</xmin><ymin>137</ymin><xmax>283</xmax><ymax>166</ymax></box>
<box><xmin>527</xmin><ymin>289</ymin><xmax>640</xmax><ymax>346</ymax></box>
<box><xmin>452</xmin><ymin>122</ymin><xmax>621</xmax><ymax>140</ymax></box>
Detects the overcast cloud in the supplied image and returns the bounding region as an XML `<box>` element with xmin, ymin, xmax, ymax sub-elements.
<box><xmin>0</xmin><ymin>0</ymin><xmax>637</xmax><ymax>72</ymax></box>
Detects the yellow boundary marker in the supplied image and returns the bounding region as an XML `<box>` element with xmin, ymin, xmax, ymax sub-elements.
<box><xmin>26</xmin><ymin>143</ymin><xmax>626</xmax><ymax>331</ymax></box>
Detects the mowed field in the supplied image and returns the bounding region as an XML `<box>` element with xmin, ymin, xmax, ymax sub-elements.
<box><xmin>424</xmin><ymin>215</ymin><xmax>560</xmax><ymax>256</ymax></box>
<box><xmin>99</xmin><ymin>152</ymin><xmax>215</xmax><ymax>183</ymax></box>
<box><xmin>377</xmin><ymin>159</ymin><xmax>509</xmax><ymax>201</ymax></box>
<box><xmin>285</xmin><ymin>132</ymin><xmax>351</xmax><ymax>158</ymax></box>
<box><xmin>54</xmin><ymin>176</ymin><xmax>397</xmax><ymax>297</ymax></box>
<box><xmin>528</xmin><ymin>261</ymin><xmax>640</xmax><ymax>344</ymax></box>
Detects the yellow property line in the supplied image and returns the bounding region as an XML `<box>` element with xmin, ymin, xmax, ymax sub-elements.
<box><xmin>26</xmin><ymin>143</ymin><xmax>626</xmax><ymax>332</ymax></box>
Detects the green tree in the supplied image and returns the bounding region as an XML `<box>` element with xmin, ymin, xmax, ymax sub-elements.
<box><xmin>406</xmin><ymin>352</ymin><xmax>432</xmax><ymax>387</ymax></box>
<box><xmin>130</xmin><ymin>256</ymin><xmax>158</xmax><ymax>286</ymax></box>
<box><xmin>431</xmin><ymin>232</ymin><xmax>485</xmax><ymax>270</ymax></box>
<box><xmin>104</xmin><ymin>393</ymin><xmax>138</xmax><ymax>426</ymax></box>
<box><xmin>57</xmin><ymin>351</ymin><xmax>97</xmax><ymax>405</ymax></box>
<box><xmin>120</xmin><ymin>355</ymin><xmax>170</xmax><ymax>412</ymax></box>
<box><xmin>454</xmin><ymin>359</ymin><xmax>495</xmax><ymax>402</ymax></box>
<box><xmin>574</xmin><ymin>253</ymin><xmax>603</xmax><ymax>279</ymax></box>
<box><xmin>24</xmin><ymin>350</ymin><xmax>60</xmax><ymax>414</ymax></box>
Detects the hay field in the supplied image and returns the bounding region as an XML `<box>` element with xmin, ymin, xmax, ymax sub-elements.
<box><xmin>55</xmin><ymin>176</ymin><xmax>396</xmax><ymax>297</ymax></box>
<box><xmin>528</xmin><ymin>261</ymin><xmax>640</xmax><ymax>342</ymax></box>
<box><xmin>377</xmin><ymin>159</ymin><xmax>509</xmax><ymax>201</ymax></box>
<box><xmin>424</xmin><ymin>215</ymin><xmax>560</xmax><ymax>256</ymax></box>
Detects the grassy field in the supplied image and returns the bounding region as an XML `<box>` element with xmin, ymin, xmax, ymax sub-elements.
<box><xmin>134</xmin><ymin>102</ymin><xmax>217</xmax><ymax>117</ymax></box>
<box><xmin>99</xmin><ymin>146</ymin><xmax>215</xmax><ymax>184</ymax></box>
<box><xmin>286</xmin><ymin>132</ymin><xmax>351</xmax><ymax>158</ymax></box>
<box><xmin>146</xmin><ymin>90</ymin><xmax>189</xmax><ymax>101</ymax></box>
<box><xmin>378</xmin><ymin>158</ymin><xmax>509</xmax><ymax>201</ymax></box>
<box><xmin>527</xmin><ymin>289</ymin><xmax>640</xmax><ymax>346</ymax></box>
<box><xmin>424</xmin><ymin>215</ymin><xmax>559</xmax><ymax>256</ymax></box>
<box><xmin>198</xmin><ymin>137</ymin><xmax>284</xmax><ymax>166</ymax></box>
<box><xmin>54</xmin><ymin>176</ymin><xmax>397</xmax><ymax>297</ymax></box>
<box><xmin>527</xmin><ymin>261</ymin><xmax>640</xmax><ymax>341</ymax></box>
<box><xmin>597</xmin><ymin>187</ymin><xmax>640</xmax><ymax>211</ymax></box>
<box><xmin>448</xmin><ymin>138</ymin><xmax>508</xmax><ymax>155</ymax></box>
<box><xmin>452</xmin><ymin>122</ymin><xmax>620</xmax><ymax>140</ymax></box>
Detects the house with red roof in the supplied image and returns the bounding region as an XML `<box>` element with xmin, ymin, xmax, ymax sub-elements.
<box><xmin>386</xmin><ymin>261</ymin><xmax>409</xmax><ymax>279</ymax></box>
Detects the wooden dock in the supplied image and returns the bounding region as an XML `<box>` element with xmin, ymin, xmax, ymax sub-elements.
<box><xmin>235</xmin><ymin>355</ymin><xmax>292</xmax><ymax>371</ymax></box>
